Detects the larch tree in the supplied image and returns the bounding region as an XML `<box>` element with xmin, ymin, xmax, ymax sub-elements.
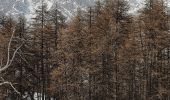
<box><xmin>139</xmin><ymin>0</ymin><xmax>170</xmax><ymax>99</ymax></box>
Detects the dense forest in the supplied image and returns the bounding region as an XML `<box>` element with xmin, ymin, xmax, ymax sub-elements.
<box><xmin>0</xmin><ymin>0</ymin><xmax>170</xmax><ymax>100</ymax></box>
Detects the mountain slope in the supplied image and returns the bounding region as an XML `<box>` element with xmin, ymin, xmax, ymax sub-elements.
<box><xmin>0</xmin><ymin>0</ymin><xmax>97</xmax><ymax>20</ymax></box>
<box><xmin>0</xmin><ymin>0</ymin><xmax>151</xmax><ymax>20</ymax></box>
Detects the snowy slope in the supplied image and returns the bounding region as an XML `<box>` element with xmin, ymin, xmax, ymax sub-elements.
<box><xmin>0</xmin><ymin>0</ymin><xmax>97</xmax><ymax>19</ymax></box>
<box><xmin>0</xmin><ymin>0</ymin><xmax>30</xmax><ymax>16</ymax></box>
<box><xmin>0</xmin><ymin>0</ymin><xmax>156</xmax><ymax>20</ymax></box>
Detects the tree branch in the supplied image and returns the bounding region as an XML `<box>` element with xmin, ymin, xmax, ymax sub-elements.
<box><xmin>0</xmin><ymin>81</ymin><xmax>20</xmax><ymax>94</ymax></box>
<box><xmin>0</xmin><ymin>29</ymin><xmax>24</xmax><ymax>73</ymax></box>
<box><xmin>0</xmin><ymin>77</ymin><xmax>20</xmax><ymax>94</ymax></box>
<box><xmin>0</xmin><ymin>28</ymin><xmax>23</xmax><ymax>95</ymax></box>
